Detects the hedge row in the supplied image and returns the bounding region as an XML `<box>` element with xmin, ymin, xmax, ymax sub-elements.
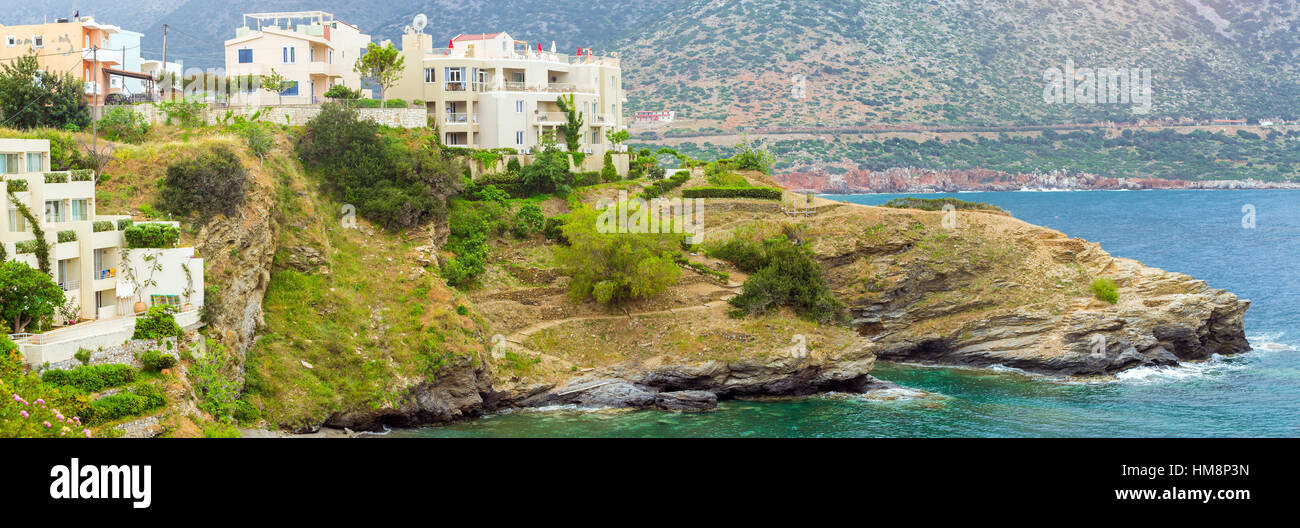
<box><xmin>84</xmin><ymin>383</ymin><xmax>166</xmax><ymax>425</ymax></box>
<box><xmin>681</xmin><ymin>186</ymin><xmax>783</xmax><ymax>200</ymax></box>
<box><xmin>92</xmin><ymin>220</ymin><xmax>115</xmax><ymax>232</ymax></box>
<box><xmin>41</xmin><ymin>364</ymin><xmax>138</xmax><ymax>392</ymax></box>
<box><xmin>639</xmin><ymin>171</ymin><xmax>691</xmax><ymax>200</ymax></box>
<box><xmin>4</xmin><ymin>178</ymin><xmax>28</xmax><ymax>191</ymax></box>
<box><xmin>123</xmin><ymin>223</ymin><xmax>179</xmax><ymax>248</ymax></box>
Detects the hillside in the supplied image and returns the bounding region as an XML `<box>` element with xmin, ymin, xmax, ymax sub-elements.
<box><xmin>7</xmin><ymin>1</ymin><xmax>1297</xmax><ymax>129</ymax></box>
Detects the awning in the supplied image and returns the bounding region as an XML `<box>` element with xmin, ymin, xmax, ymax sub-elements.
<box><xmin>102</xmin><ymin>67</ymin><xmax>153</xmax><ymax>81</ymax></box>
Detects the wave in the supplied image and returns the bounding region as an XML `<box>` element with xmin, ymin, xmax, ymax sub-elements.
<box><xmin>1111</xmin><ymin>353</ymin><xmax>1248</xmax><ymax>383</ymax></box>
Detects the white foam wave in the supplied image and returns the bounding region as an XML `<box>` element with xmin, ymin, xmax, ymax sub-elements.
<box><xmin>1112</xmin><ymin>354</ymin><xmax>1246</xmax><ymax>383</ymax></box>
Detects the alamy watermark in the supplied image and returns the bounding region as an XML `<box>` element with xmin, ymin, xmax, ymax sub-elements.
<box><xmin>595</xmin><ymin>191</ymin><xmax>706</xmax><ymax>244</ymax></box>
<box><xmin>1043</xmin><ymin>59</ymin><xmax>1152</xmax><ymax>115</ymax></box>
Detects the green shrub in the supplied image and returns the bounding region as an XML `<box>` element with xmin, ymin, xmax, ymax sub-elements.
<box><xmin>190</xmin><ymin>339</ymin><xmax>240</xmax><ymax>421</ymax></box>
<box><xmin>14</xmin><ymin>239</ymin><xmax>39</xmax><ymax>254</ymax></box>
<box><xmin>383</xmin><ymin>99</ymin><xmax>407</xmax><ymax>108</ymax></box>
<box><xmin>56</xmin><ymin>230</ymin><xmax>76</xmax><ymax>243</ymax></box>
<box><xmin>70</xmin><ymin>169</ymin><xmax>93</xmax><ymax>181</ymax></box>
<box><xmin>4</xmin><ymin>178</ymin><xmax>28</xmax><ymax>192</ymax></box>
<box><xmin>639</xmin><ymin>170</ymin><xmax>690</xmax><ymax>200</ymax></box>
<box><xmin>353</xmin><ymin>98</ymin><xmax>381</xmax><ymax>108</ymax></box>
<box><xmin>43</xmin><ymin>172</ymin><xmax>68</xmax><ymax>184</ymax></box>
<box><xmin>84</xmin><ymin>383</ymin><xmax>166</xmax><ymax>425</ymax></box>
<box><xmin>74</xmin><ymin>348</ymin><xmax>92</xmax><ymax>365</ymax></box>
<box><xmin>706</xmin><ymin>237</ymin><xmax>768</xmax><ymax>272</ymax></box>
<box><xmin>512</xmin><ymin>203</ymin><xmax>545</xmax><ymax>238</ymax></box>
<box><xmin>555</xmin><ymin>205</ymin><xmax>681</xmax><ymax>304</ymax></box>
<box><xmin>232</xmin><ymin>399</ymin><xmax>262</xmax><ymax>424</ymax></box>
<box><xmin>92</xmin><ymin>220</ymin><xmax>114</xmax><ymax>232</ymax></box>
<box><xmin>682</xmin><ymin>186</ymin><xmax>783</xmax><ymax>200</ymax></box>
<box><xmin>880</xmin><ymin>196</ymin><xmax>1005</xmax><ymax>213</ymax></box>
<box><xmin>98</xmin><ymin>106</ymin><xmax>151</xmax><ymax>143</ymax></box>
<box><xmin>573</xmin><ymin>171</ymin><xmax>601</xmax><ymax>187</ymax></box>
<box><xmin>139</xmin><ymin>349</ymin><xmax>177</xmax><ymax>372</ymax></box>
<box><xmin>1091</xmin><ymin>277</ymin><xmax>1119</xmax><ymax>304</ymax></box>
<box><xmin>729</xmin><ymin>237</ymin><xmax>844</xmax><ymax>323</ymax></box>
<box><xmin>122</xmin><ymin>223</ymin><xmax>179</xmax><ymax>248</ymax></box>
<box><xmin>601</xmin><ymin>151</ymin><xmax>619</xmax><ymax>182</ymax></box>
<box><xmin>542</xmin><ymin>216</ymin><xmax>566</xmax><ymax>242</ymax></box>
<box><xmin>132</xmin><ymin>305</ymin><xmax>183</xmax><ymax>341</ymax></box>
<box><xmin>116</xmin><ymin>218</ymin><xmax>134</xmax><ymax>231</ymax></box>
<box><xmin>158</xmin><ymin>143</ymin><xmax>249</xmax><ymax>221</ymax></box>
<box><xmin>41</xmin><ymin>364</ymin><xmax>137</xmax><ymax>392</ymax></box>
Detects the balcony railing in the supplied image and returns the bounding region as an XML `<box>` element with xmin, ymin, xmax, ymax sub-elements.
<box><xmin>502</xmin><ymin>81</ymin><xmax>526</xmax><ymax>91</ymax></box>
<box><xmin>444</xmin><ymin>112</ymin><xmax>468</xmax><ymax>124</ymax></box>
<box><xmin>96</xmin><ymin>268</ymin><xmax>116</xmax><ymax>280</ymax></box>
<box><xmin>546</xmin><ymin>83</ymin><xmax>576</xmax><ymax>93</ymax></box>
<box><xmin>60</xmin><ymin>279</ymin><xmax>80</xmax><ymax>292</ymax></box>
<box><xmin>535</xmin><ymin>112</ymin><xmax>568</xmax><ymax>123</ymax></box>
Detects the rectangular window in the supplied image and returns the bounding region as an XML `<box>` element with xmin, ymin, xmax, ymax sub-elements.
<box><xmin>282</xmin><ymin>46</ymin><xmax>296</xmax><ymax>64</ymax></box>
<box><xmin>329</xmin><ymin>49</ymin><xmax>333</xmax><ymax>64</ymax></box>
<box><xmin>70</xmin><ymin>199</ymin><xmax>88</xmax><ymax>222</ymax></box>
<box><xmin>424</xmin><ymin>68</ymin><xmax>435</xmax><ymax>83</ymax></box>
<box><xmin>8</xmin><ymin>208</ymin><xmax>26</xmax><ymax>232</ymax></box>
<box><xmin>238</xmin><ymin>49</ymin><xmax>253</xmax><ymax>63</ymax></box>
<box><xmin>45</xmin><ymin>200</ymin><xmax>63</xmax><ymax>223</ymax></box>
<box><xmin>33</xmin><ymin>35</ymin><xmax>43</xmax><ymax>48</ymax></box>
<box><xmin>281</xmin><ymin>81</ymin><xmax>299</xmax><ymax>96</ymax></box>
<box><xmin>2</xmin><ymin>153</ymin><xmax>18</xmax><ymax>173</ymax></box>
<box><xmin>515</xmin><ymin>100</ymin><xmax>524</xmax><ymax>113</ymax></box>
<box><xmin>444</xmin><ymin>67</ymin><xmax>464</xmax><ymax>91</ymax></box>
<box><xmin>310</xmin><ymin>47</ymin><xmax>315</xmax><ymax>62</ymax></box>
<box><xmin>25</xmin><ymin>153</ymin><xmax>41</xmax><ymax>172</ymax></box>
<box><xmin>516</xmin><ymin>131</ymin><xmax>524</xmax><ymax>145</ymax></box>
<box><xmin>5</xmin><ymin>36</ymin><xmax>15</xmax><ymax>47</ymax></box>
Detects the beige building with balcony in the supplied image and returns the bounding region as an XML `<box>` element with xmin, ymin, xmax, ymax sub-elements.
<box><xmin>2</xmin><ymin>139</ymin><xmax>204</xmax><ymax>364</ymax></box>
<box><xmin>389</xmin><ymin>30</ymin><xmax>627</xmax><ymax>168</ymax></box>
<box><xmin>224</xmin><ymin>11</ymin><xmax>371</xmax><ymax>105</ymax></box>
<box><xmin>0</xmin><ymin>16</ymin><xmax>138</xmax><ymax>105</ymax></box>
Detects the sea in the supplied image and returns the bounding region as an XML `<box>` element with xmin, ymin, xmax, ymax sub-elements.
<box><xmin>392</xmin><ymin>190</ymin><xmax>1300</xmax><ymax>437</ymax></box>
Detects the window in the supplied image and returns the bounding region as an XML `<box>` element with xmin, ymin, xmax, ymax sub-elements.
<box><xmin>70</xmin><ymin>199</ymin><xmax>88</xmax><ymax>222</ymax></box>
<box><xmin>281</xmin><ymin>81</ymin><xmax>299</xmax><ymax>96</ymax></box>
<box><xmin>591</xmin><ymin>131</ymin><xmax>600</xmax><ymax>144</ymax></box>
<box><xmin>515</xmin><ymin>100</ymin><xmax>524</xmax><ymax>113</ymax></box>
<box><xmin>329</xmin><ymin>49</ymin><xmax>333</xmax><ymax>64</ymax></box>
<box><xmin>282</xmin><ymin>46</ymin><xmax>296</xmax><ymax>64</ymax></box>
<box><xmin>4</xmin><ymin>36</ymin><xmax>15</xmax><ymax>47</ymax></box>
<box><xmin>424</xmin><ymin>68</ymin><xmax>435</xmax><ymax>83</ymax></box>
<box><xmin>238</xmin><ymin>48</ymin><xmax>253</xmax><ymax>63</ymax></box>
<box><xmin>25</xmin><ymin>153</ymin><xmax>42</xmax><ymax>172</ymax></box>
<box><xmin>8</xmin><ymin>208</ymin><xmax>26</xmax><ymax>232</ymax></box>
<box><xmin>45</xmin><ymin>200</ymin><xmax>64</xmax><ymax>223</ymax></box>
<box><xmin>309</xmin><ymin>47</ymin><xmax>315</xmax><ymax>62</ymax></box>
<box><xmin>2</xmin><ymin>153</ymin><xmax>18</xmax><ymax>173</ymax></box>
<box><xmin>444</xmin><ymin>67</ymin><xmax>464</xmax><ymax>91</ymax></box>
<box><xmin>516</xmin><ymin>131</ymin><xmax>525</xmax><ymax>145</ymax></box>
<box><xmin>33</xmin><ymin>35</ymin><xmax>43</xmax><ymax>48</ymax></box>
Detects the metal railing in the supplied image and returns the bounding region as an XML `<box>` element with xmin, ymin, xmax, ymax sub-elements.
<box><xmin>96</xmin><ymin>268</ymin><xmax>116</xmax><ymax>280</ymax></box>
<box><xmin>535</xmin><ymin>112</ymin><xmax>567</xmax><ymax>123</ymax></box>
<box><xmin>444</xmin><ymin>112</ymin><xmax>468</xmax><ymax>124</ymax></box>
<box><xmin>59</xmin><ymin>279</ymin><xmax>80</xmax><ymax>292</ymax></box>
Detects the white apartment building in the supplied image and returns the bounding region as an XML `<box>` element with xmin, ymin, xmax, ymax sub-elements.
<box><xmin>390</xmin><ymin>30</ymin><xmax>628</xmax><ymax>169</ymax></box>
<box><xmin>2</xmin><ymin>139</ymin><xmax>204</xmax><ymax>364</ymax></box>
<box><xmin>224</xmin><ymin>11</ymin><xmax>372</xmax><ymax>105</ymax></box>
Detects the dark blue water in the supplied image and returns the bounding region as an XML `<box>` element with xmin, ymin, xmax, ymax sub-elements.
<box><xmin>400</xmin><ymin>190</ymin><xmax>1300</xmax><ymax>437</ymax></box>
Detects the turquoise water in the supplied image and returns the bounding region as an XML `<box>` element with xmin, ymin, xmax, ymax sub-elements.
<box><xmin>399</xmin><ymin>190</ymin><xmax>1300</xmax><ymax>438</ymax></box>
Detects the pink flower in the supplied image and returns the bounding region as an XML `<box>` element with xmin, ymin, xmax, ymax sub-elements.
<box><xmin>19</xmin><ymin>410</ymin><xmax>28</xmax><ymax>419</ymax></box>
<box><xmin>11</xmin><ymin>394</ymin><xmax>21</xmax><ymax>402</ymax></box>
<box><xmin>43</xmin><ymin>421</ymin><xmax>51</xmax><ymax>427</ymax></box>
<box><xmin>35</xmin><ymin>399</ymin><xmax>44</xmax><ymax>405</ymax></box>
<box><xmin>83</xmin><ymin>429</ymin><xmax>92</xmax><ymax>438</ymax></box>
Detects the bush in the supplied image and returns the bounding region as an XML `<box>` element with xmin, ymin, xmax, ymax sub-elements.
<box><xmin>512</xmin><ymin>203</ymin><xmax>545</xmax><ymax>238</ymax></box>
<box><xmin>74</xmin><ymin>348</ymin><xmax>91</xmax><ymax>365</ymax></box>
<box><xmin>132</xmin><ymin>305</ymin><xmax>183</xmax><ymax>341</ymax></box>
<box><xmin>706</xmin><ymin>237</ymin><xmax>767</xmax><ymax>272</ymax></box>
<box><xmin>729</xmin><ymin>237</ymin><xmax>844</xmax><ymax>323</ymax></box>
<box><xmin>84</xmin><ymin>383</ymin><xmax>166</xmax><ymax>425</ymax></box>
<box><xmin>123</xmin><ymin>223</ymin><xmax>179</xmax><ymax>248</ymax></box>
<box><xmin>41</xmin><ymin>364</ymin><xmax>137</xmax><ymax>392</ymax></box>
<box><xmin>353</xmin><ymin>98</ymin><xmax>381</xmax><ymax>108</ymax></box>
<box><xmin>298</xmin><ymin>102</ymin><xmax>463</xmax><ymax>230</ymax></box>
<box><xmin>98</xmin><ymin>106</ymin><xmax>151</xmax><ymax>143</ymax></box>
<box><xmin>881</xmin><ymin>196</ymin><xmax>1005</xmax><ymax>213</ymax></box>
<box><xmin>116</xmin><ymin>218</ymin><xmax>134</xmax><ymax>231</ymax></box>
<box><xmin>139</xmin><ymin>349</ymin><xmax>177</xmax><ymax>372</ymax></box>
<box><xmin>383</xmin><ymin>99</ymin><xmax>408</xmax><ymax>108</ymax></box>
<box><xmin>4</xmin><ymin>178</ymin><xmax>28</xmax><ymax>192</ymax></box>
<box><xmin>92</xmin><ymin>220</ymin><xmax>114</xmax><ymax>232</ymax></box>
<box><xmin>542</xmin><ymin>216</ymin><xmax>566</xmax><ymax>242</ymax></box>
<box><xmin>44</xmin><ymin>172</ymin><xmax>68</xmax><ymax>184</ymax></box>
<box><xmin>706</xmin><ymin>162</ymin><xmax>750</xmax><ymax>187</ymax></box>
<box><xmin>190</xmin><ymin>339</ymin><xmax>240</xmax><ymax>421</ymax></box>
<box><xmin>601</xmin><ymin>151</ymin><xmax>619</xmax><ymax>182</ymax></box>
<box><xmin>232</xmin><ymin>399</ymin><xmax>261</xmax><ymax>424</ymax></box>
<box><xmin>1091</xmin><ymin>277</ymin><xmax>1119</xmax><ymax>304</ymax></box>
<box><xmin>573</xmin><ymin>171</ymin><xmax>601</xmax><ymax>187</ymax></box>
<box><xmin>158</xmin><ymin>143</ymin><xmax>249</xmax><ymax>221</ymax></box>
<box><xmin>56</xmin><ymin>230</ymin><xmax>76</xmax><ymax>243</ymax></box>
<box><xmin>323</xmin><ymin>84</ymin><xmax>361</xmax><ymax>101</ymax></box>
<box><xmin>682</xmin><ymin>186</ymin><xmax>783</xmax><ymax>200</ymax></box>
<box><xmin>639</xmin><ymin>170</ymin><xmax>690</xmax><ymax>200</ymax></box>
<box><xmin>70</xmin><ymin>169</ymin><xmax>93</xmax><ymax>181</ymax></box>
<box><xmin>554</xmin><ymin>205</ymin><xmax>681</xmax><ymax>304</ymax></box>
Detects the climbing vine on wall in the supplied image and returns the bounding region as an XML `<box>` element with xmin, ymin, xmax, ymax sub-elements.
<box><xmin>6</xmin><ymin>190</ymin><xmax>49</xmax><ymax>274</ymax></box>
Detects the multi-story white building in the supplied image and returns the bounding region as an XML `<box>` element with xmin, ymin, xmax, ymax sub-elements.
<box><xmin>390</xmin><ymin>30</ymin><xmax>627</xmax><ymax>169</ymax></box>
<box><xmin>2</xmin><ymin>139</ymin><xmax>204</xmax><ymax>365</ymax></box>
<box><xmin>224</xmin><ymin>11</ymin><xmax>372</xmax><ymax>105</ymax></box>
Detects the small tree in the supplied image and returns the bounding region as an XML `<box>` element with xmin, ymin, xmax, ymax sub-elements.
<box><xmin>354</xmin><ymin>42</ymin><xmax>405</xmax><ymax>104</ymax></box>
<box><xmin>0</xmin><ymin>261</ymin><xmax>65</xmax><ymax>333</ymax></box>
<box><xmin>606</xmin><ymin>129</ymin><xmax>630</xmax><ymax>153</ymax></box>
<box><xmin>0</xmin><ymin>51</ymin><xmax>91</xmax><ymax>130</ymax></box>
<box><xmin>259</xmin><ymin>69</ymin><xmax>292</xmax><ymax>105</ymax></box>
<box><xmin>555</xmin><ymin>205</ymin><xmax>681</xmax><ymax>305</ymax></box>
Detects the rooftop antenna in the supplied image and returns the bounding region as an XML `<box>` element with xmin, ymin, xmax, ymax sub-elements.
<box><xmin>411</xmin><ymin>14</ymin><xmax>427</xmax><ymax>33</ymax></box>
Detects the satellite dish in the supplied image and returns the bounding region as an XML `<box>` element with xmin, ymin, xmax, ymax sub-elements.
<box><xmin>412</xmin><ymin>14</ymin><xmax>428</xmax><ymax>33</ymax></box>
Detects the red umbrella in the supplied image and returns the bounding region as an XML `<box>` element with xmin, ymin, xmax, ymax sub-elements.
<box><xmin>537</xmin><ymin>43</ymin><xmax>542</xmax><ymax>52</ymax></box>
<box><xmin>448</xmin><ymin>39</ymin><xmax>454</xmax><ymax>50</ymax></box>
<box><xmin>576</xmin><ymin>48</ymin><xmax>581</xmax><ymax>56</ymax></box>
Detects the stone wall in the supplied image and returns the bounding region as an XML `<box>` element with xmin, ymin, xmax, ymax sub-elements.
<box><xmin>129</xmin><ymin>104</ymin><xmax>427</xmax><ymax>129</ymax></box>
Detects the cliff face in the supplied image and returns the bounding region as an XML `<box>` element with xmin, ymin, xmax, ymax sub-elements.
<box><xmin>802</xmin><ymin>204</ymin><xmax>1250</xmax><ymax>375</ymax></box>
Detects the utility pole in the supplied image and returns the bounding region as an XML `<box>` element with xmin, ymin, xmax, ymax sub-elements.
<box><xmin>92</xmin><ymin>46</ymin><xmax>99</xmax><ymax>176</ymax></box>
<box><xmin>161</xmin><ymin>24</ymin><xmax>168</xmax><ymax>96</ymax></box>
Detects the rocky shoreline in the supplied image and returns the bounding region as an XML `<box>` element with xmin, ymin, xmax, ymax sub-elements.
<box><xmin>775</xmin><ymin>167</ymin><xmax>1300</xmax><ymax>194</ymax></box>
